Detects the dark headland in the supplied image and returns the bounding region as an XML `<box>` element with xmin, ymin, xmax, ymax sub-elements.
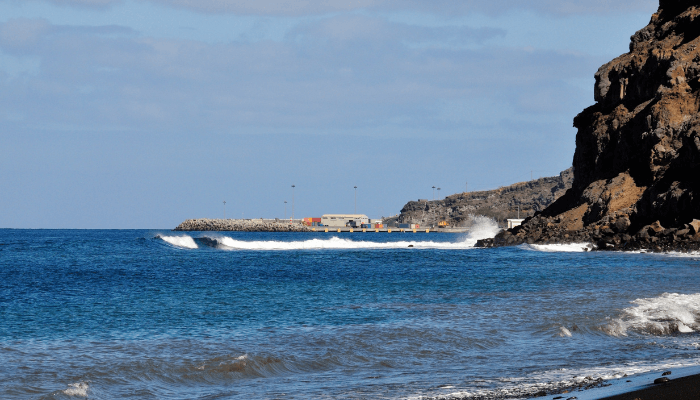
<box><xmin>478</xmin><ymin>0</ymin><xmax>700</xmax><ymax>253</ymax></box>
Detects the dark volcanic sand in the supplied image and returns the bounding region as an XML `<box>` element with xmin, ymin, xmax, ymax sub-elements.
<box><xmin>600</xmin><ymin>373</ymin><xmax>700</xmax><ymax>400</ymax></box>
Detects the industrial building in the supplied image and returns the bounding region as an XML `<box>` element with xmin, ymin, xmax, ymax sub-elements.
<box><xmin>321</xmin><ymin>214</ymin><xmax>370</xmax><ymax>227</ymax></box>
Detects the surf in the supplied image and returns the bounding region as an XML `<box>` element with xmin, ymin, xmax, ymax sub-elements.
<box><xmin>155</xmin><ymin>217</ymin><xmax>501</xmax><ymax>251</ymax></box>
<box><xmin>155</xmin><ymin>234</ymin><xmax>198</xmax><ymax>249</ymax></box>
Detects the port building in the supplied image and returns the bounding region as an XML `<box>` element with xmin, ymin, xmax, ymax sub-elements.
<box><xmin>321</xmin><ymin>214</ymin><xmax>370</xmax><ymax>227</ymax></box>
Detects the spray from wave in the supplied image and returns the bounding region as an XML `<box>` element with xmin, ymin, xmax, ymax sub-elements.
<box><xmin>603</xmin><ymin>292</ymin><xmax>700</xmax><ymax>336</ymax></box>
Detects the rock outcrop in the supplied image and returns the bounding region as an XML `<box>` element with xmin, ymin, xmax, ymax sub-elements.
<box><xmin>174</xmin><ymin>219</ymin><xmax>311</xmax><ymax>232</ymax></box>
<box><xmin>483</xmin><ymin>0</ymin><xmax>700</xmax><ymax>251</ymax></box>
<box><xmin>397</xmin><ymin>168</ymin><xmax>572</xmax><ymax>227</ymax></box>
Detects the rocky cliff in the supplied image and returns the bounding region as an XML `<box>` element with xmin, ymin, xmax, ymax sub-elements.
<box><xmin>484</xmin><ymin>0</ymin><xmax>700</xmax><ymax>251</ymax></box>
<box><xmin>397</xmin><ymin>168</ymin><xmax>572</xmax><ymax>227</ymax></box>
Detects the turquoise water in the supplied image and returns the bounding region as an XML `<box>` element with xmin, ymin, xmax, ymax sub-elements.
<box><xmin>2</xmin><ymin>228</ymin><xmax>700</xmax><ymax>399</ymax></box>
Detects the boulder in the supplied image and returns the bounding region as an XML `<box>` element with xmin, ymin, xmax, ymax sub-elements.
<box><xmin>690</xmin><ymin>219</ymin><xmax>700</xmax><ymax>235</ymax></box>
<box><xmin>648</xmin><ymin>221</ymin><xmax>665</xmax><ymax>236</ymax></box>
<box><xmin>614</xmin><ymin>215</ymin><xmax>631</xmax><ymax>232</ymax></box>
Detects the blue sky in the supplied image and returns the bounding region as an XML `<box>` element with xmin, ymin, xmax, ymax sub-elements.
<box><xmin>0</xmin><ymin>0</ymin><xmax>658</xmax><ymax>228</ymax></box>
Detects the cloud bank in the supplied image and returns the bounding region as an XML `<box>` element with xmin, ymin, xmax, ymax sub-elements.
<box><xmin>18</xmin><ymin>0</ymin><xmax>658</xmax><ymax>16</ymax></box>
<box><xmin>0</xmin><ymin>15</ymin><xmax>597</xmax><ymax>136</ymax></box>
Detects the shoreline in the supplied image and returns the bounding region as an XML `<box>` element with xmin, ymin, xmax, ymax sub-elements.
<box><xmin>530</xmin><ymin>366</ymin><xmax>700</xmax><ymax>400</ymax></box>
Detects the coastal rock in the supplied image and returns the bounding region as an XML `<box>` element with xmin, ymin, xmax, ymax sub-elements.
<box><xmin>654</xmin><ymin>377</ymin><xmax>671</xmax><ymax>384</ymax></box>
<box><xmin>488</xmin><ymin>1</ymin><xmax>700</xmax><ymax>251</ymax></box>
<box><xmin>689</xmin><ymin>219</ymin><xmax>700</xmax><ymax>234</ymax></box>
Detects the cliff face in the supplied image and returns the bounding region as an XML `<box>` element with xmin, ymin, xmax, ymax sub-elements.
<box><xmin>487</xmin><ymin>1</ymin><xmax>700</xmax><ymax>250</ymax></box>
<box><xmin>397</xmin><ymin>168</ymin><xmax>572</xmax><ymax>227</ymax></box>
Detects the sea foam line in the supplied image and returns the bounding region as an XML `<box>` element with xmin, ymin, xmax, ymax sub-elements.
<box><xmin>213</xmin><ymin>236</ymin><xmax>473</xmax><ymax>250</ymax></box>
<box><xmin>210</xmin><ymin>217</ymin><xmax>501</xmax><ymax>251</ymax></box>
<box><xmin>521</xmin><ymin>243</ymin><xmax>593</xmax><ymax>253</ymax></box>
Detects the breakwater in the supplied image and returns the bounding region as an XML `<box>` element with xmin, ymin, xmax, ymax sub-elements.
<box><xmin>174</xmin><ymin>219</ymin><xmax>311</xmax><ymax>232</ymax></box>
<box><xmin>173</xmin><ymin>219</ymin><xmax>470</xmax><ymax>233</ymax></box>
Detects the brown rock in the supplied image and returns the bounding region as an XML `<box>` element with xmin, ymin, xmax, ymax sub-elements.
<box><xmin>648</xmin><ymin>221</ymin><xmax>665</xmax><ymax>236</ymax></box>
<box><xmin>614</xmin><ymin>215</ymin><xmax>632</xmax><ymax>232</ymax></box>
<box><xmin>676</xmin><ymin>228</ymin><xmax>690</xmax><ymax>237</ymax></box>
<box><xmin>689</xmin><ymin>219</ymin><xmax>700</xmax><ymax>235</ymax></box>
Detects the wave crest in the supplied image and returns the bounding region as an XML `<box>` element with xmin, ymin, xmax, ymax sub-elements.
<box><xmin>156</xmin><ymin>235</ymin><xmax>198</xmax><ymax>249</ymax></box>
<box><xmin>63</xmin><ymin>382</ymin><xmax>89</xmax><ymax>397</ymax></box>
<box><xmin>603</xmin><ymin>293</ymin><xmax>700</xmax><ymax>336</ymax></box>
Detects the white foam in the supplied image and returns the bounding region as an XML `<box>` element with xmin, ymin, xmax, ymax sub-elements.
<box><xmin>604</xmin><ymin>292</ymin><xmax>700</xmax><ymax>336</ymax></box>
<box><xmin>211</xmin><ymin>217</ymin><xmax>501</xmax><ymax>251</ymax></box>
<box><xmin>215</xmin><ymin>236</ymin><xmax>472</xmax><ymax>250</ymax></box>
<box><xmin>63</xmin><ymin>382</ymin><xmax>89</xmax><ymax>397</ymax></box>
<box><xmin>664</xmin><ymin>250</ymin><xmax>700</xmax><ymax>258</ymax></box>
<box><xmin>159</xmin><ymin>235</ymin><xmax>198</xmax><ymax>249</ymax></box>
<box><xmin>522</xmin><ymin>243</ymin><xmax>593</xmax><ymax>252</ymax></box>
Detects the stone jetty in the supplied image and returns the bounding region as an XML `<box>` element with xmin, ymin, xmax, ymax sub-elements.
<box><xmin>174</xmin><ymin>218</ymin><xmax>311</xmax><ymax>232</ymax></box>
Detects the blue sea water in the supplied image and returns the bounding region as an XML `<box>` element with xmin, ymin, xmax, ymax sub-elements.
<box><xmin>2</xmin><ymin>225</ymin><xmax>700</xmax><ymax>399</ymax></box>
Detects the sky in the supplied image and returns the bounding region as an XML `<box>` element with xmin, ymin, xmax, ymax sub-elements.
<box><xmin>0</xmin><ymin>0</ymin><xmax>659</xmax><ymax>228</ymax></box>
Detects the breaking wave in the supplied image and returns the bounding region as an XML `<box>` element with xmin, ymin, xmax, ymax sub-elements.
<box><xmin>155</xmin><ymin>217</ymin><xmax>501</xmax><ymax>251</ymax></box>
<box><xmin>63</xmin><ymin>382</ymin><xmax>89</xmax><ymax>397</ymax></box>
<box><xmin>205</xmin><ymin>217</ymin><xmax>499</xmax><ymax>251</ymax></box>
<box><xmin>156</xmin><ymin>235</ymin><xmax>198</xmax><ymax>249</ymax></box>
<box><xmin>211</xmin><ymin>236</ymin><xmax>469</xmax><ymax>250</ymax></box>
<box><xmin>603</xmin><ymin>293</ymin><xmax>700</xmax><ymax>336</ymax></box>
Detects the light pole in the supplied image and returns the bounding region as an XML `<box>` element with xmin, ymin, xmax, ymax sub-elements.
<box><xmin>291</xmin><ymin>184</ymin><xmax>295</xmax><ymax>221</ymax></box>
<box><xmin>354</xmin><ymin>186</ymin><xmax>357</xmax><ymax>214</ymax></box>
<box><xmin>432</xmin><ymin>186</ymin><xmax>435</xmax><ymax>200</ymax></box>
<box><xmin>437</xmin><ymin>188</ymin><xmax>442</xmax><ymax>226</ymax></box>
<box><xmin>223</xmin><ymin>200</ymin><xmax>226</xmax><ymax>219</ymax></box>
<box><xmin>284</xmin><ymin>201</ymin><xmax>287</xmax><ymax>220</ymax></box>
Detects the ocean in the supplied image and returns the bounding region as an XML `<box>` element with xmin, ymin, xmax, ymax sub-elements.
<box><xmin>2</xmin><ymin>220</ymin><xmax>700</xmax><ymax>399</ymax></box>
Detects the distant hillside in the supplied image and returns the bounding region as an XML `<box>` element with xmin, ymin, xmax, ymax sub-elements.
<box><xmin>397</xmin><ymin>168</ymin><xmax>573</xmax><ymax>227</ymax></box>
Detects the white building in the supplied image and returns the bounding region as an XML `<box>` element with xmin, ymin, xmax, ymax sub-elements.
<box><xmin>321</xmin><ymin>214</ymin><xmax>370</xmax><ymax>227</ymax></box>
<box><xmin>507</xmin><ymin>219</ymin><xmax>525</xmax><ymax>229</ymax></box>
